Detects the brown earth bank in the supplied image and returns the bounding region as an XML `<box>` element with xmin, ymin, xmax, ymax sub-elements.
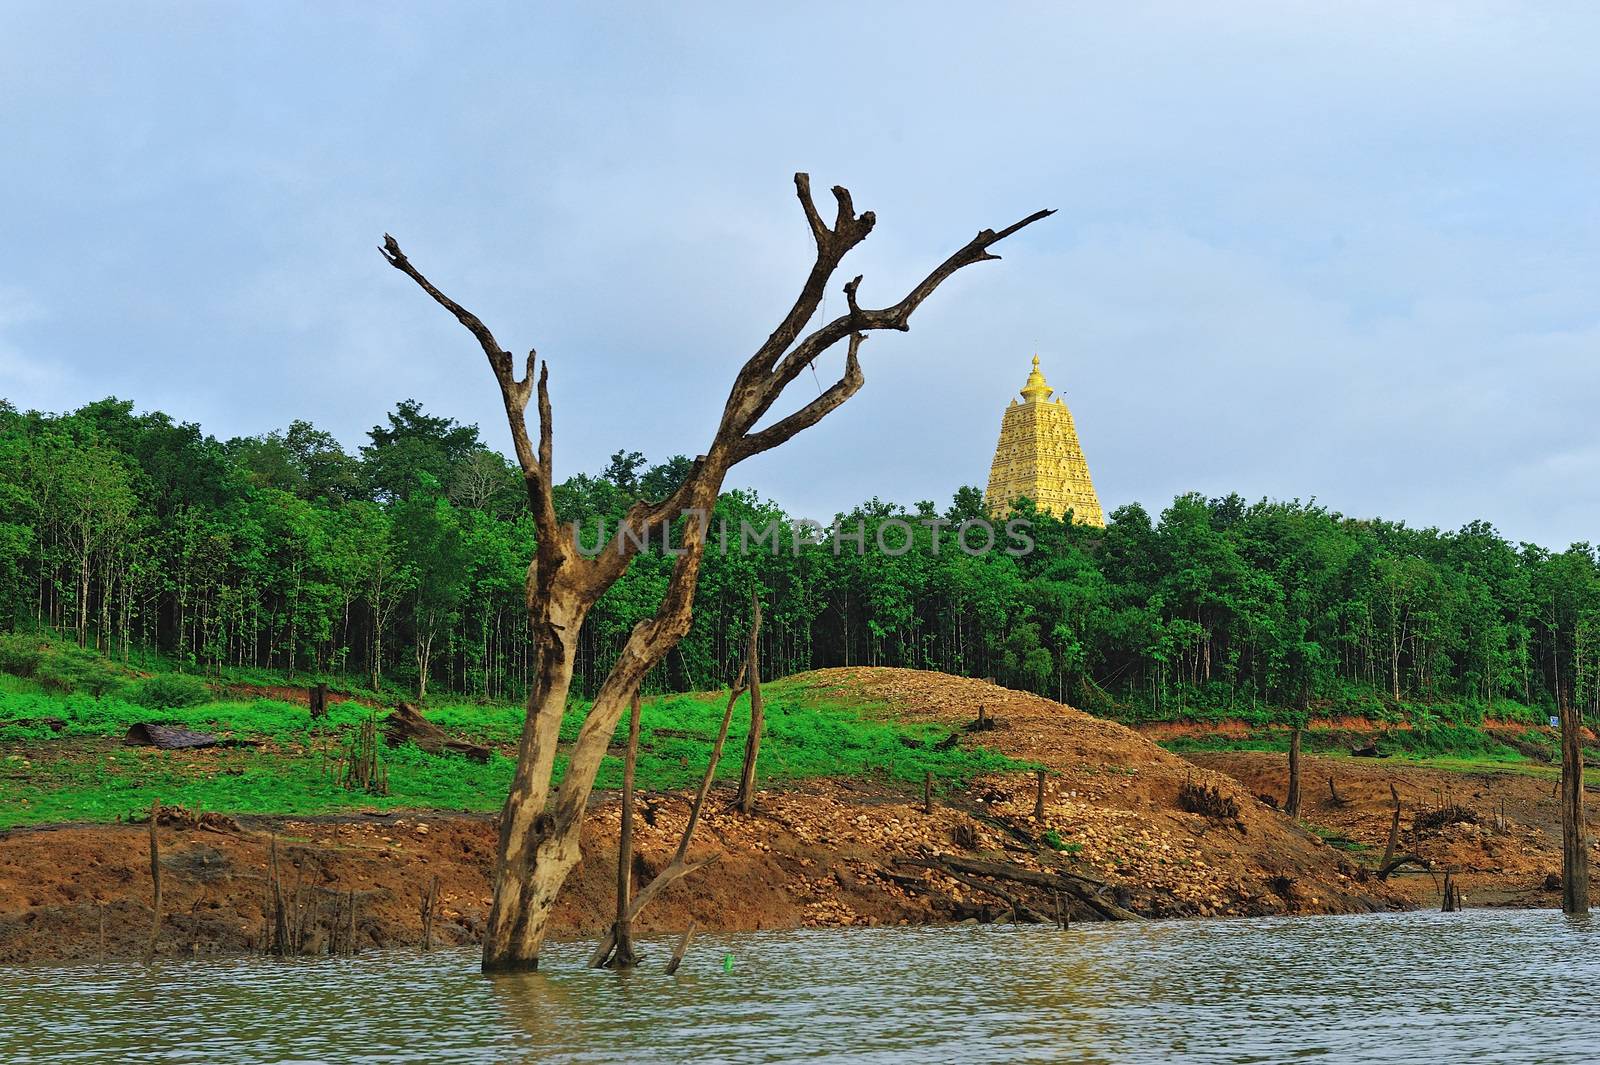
<box><xmin>0</xmin><ymin>669</ymin><xmax>1441</xmax><ymax>965</ymax></box>
<box><xmin>1133</xmin><ymin>716</ymin><xmax>1570</xmax><ymax>742</ymax></box>
<box><xmin>1188</xmin><ymin>750</ymin><xmax>1598</xmax><ymax>911</ymax></box>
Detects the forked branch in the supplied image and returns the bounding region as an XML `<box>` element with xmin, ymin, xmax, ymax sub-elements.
<box><xmin>379</xmin><ymin>235</ymin><xmax>549</xmax><ymax>519</ymax></box>
<box><xmin>732</xmin><ymin>333</ymin><xmax>866</xmax><ymax>462</ymax></box>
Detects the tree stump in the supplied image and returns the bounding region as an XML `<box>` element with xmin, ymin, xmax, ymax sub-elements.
<box><xmin>383</xmin><ymin>702</ymin><xmax>490</xmax><ymax>763</ymax></box>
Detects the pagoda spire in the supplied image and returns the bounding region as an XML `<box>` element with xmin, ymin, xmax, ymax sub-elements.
<box><xmin>1019</xmin><ymin>354</ymin><xmax>1053</xmax><ymax>402</ymax></box>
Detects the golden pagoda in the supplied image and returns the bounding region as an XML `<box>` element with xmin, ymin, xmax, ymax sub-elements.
<box><xmin>984</xmin><ymin>356</ymin><xmax>1105</xmax><ymax>526</ymax></box>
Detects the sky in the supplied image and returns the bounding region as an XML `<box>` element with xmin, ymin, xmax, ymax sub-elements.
<box><xmin>2</xmin><ymin>2</ymin><xmax>1598</xmax><ymax>548</ymax></box>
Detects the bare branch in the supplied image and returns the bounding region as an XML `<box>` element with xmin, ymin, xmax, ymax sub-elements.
<box><xmin>732</xmin><ymin>334</ymin><xmax>866</xmax><ymax>462</ymax></box>
<box><xmin>380</xmin><ymin>235</ymin><xmax>550</xmax><ymax>516</ymax></box>
<box><xmin>599</xmin><ymin>189</ymin><xmax>1052</xmax><ymax>568</ymax></box>
<box><xmin>380</xmin><ymin>235</ymin><xmax>515</xmax><ymax>384</ymax></box>
<box><xmin>794</xmin><ymin>173</ymin><xmax>828</xmax><ymax>247</ymax></box>
<box><xmin>731</xmin><ymin>174</ymin><xmax>877</xmax><ymax>401</ymax></box>
<box><xmin>533</xmin><ymin>360</ymin><xmax>557</xmax><ymax>532</ymax></box>
<box><xmin>767</xmin><ymin>207</ymin><xmax>1055</xmax><ymax>397</ymax></box>
<box><xmin>843</xmin><ymin>274</ymin><xmax>863</xmax><ymax>319</ymax></box>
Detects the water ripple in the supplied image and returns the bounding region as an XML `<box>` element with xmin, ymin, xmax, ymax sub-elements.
<box><xmin>1</xmin><ymin>910</ymin><xmax>1596</xmax><ymax>1064</ymax></box>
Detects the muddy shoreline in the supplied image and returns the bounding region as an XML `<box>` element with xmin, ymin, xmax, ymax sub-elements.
<box><xmin>3</xmin><ymin>669</ymin><xmax>1588</xmax><ymax>965</ymax></box>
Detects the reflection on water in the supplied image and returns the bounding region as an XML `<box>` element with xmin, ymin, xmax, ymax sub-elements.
<box><xmin>2</xmin><ymin>910</ymin><xmax>1596</xmax><ymax>1063</ymax></box>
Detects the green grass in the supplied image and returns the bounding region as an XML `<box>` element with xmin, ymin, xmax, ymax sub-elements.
<box><xmin>1159</xmin><ymin>722</ymin><xmax>1555</xmax><ymax>768</ymax></box>
<box><xmin>1308</xmin><ymin>825</ymin><xmax>1369</xmax><ymax>853</ymax></box>
<box><xmin>0</xmin><ymin>655</ymin><xmax>1025</xmax><ymax>828</ymax></box>
<box><xmin>1</xmin><ymin>745</ymin><xmax>518</xmax><ymax>827</ymax></box>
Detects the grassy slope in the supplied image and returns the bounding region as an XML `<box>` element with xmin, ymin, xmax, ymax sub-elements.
<box><xmin>3</xmin><ymin>630</ymin><xmax>1565</xmax><ymax>827</ymax></box>
<box><xmin>0</xmin><ymin>636</ymin><xmax>1021</xmax><ymax>829</ymax></box>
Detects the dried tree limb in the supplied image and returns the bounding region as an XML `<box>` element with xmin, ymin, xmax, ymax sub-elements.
<box><xmin>1376</xmin><ymin>853</ymin><xmax>1429</xmax><ymax>881</ymax></box>
<box><xmin>896</xmin><ymin>854</ymin><xmax>1143</xmax><ymax>922</ymax></box>
<box><xmin>765</xmin><ymin>206</ymin><xmax>1056</xmax><ymax>402</ymax></box>
<box><xmin>664</xmin><ymin>920</ymin><xmax>697</xmax><ymax>975</ymax></box>
<box><xmin>937</xmin><ymin>866</ymin><xmax>1048</xmax><ymax>923</ymax></box>
<box><xmin>379</xmin><ymin>235</ymin><xmax>550</xmax><ymax>520</ymax></box>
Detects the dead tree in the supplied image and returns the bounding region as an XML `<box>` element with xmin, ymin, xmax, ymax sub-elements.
<box><xmin>383</xmin><ymin>174</ymin><xmax>1051</xmax><ymax>971</ymax></box>
<box><xmin>1285</xmin><ymin>729</ymin><xmax>1302</xmax><ymax>818</ymax></box>
<box><xmin>733</xmin><ymin>591</ymin><xmax>764</xmax><ymax>814</ymax></box>
<box><xmin>1559</xmin><ymin>695</ymin><xmax>1590</xmax><ymax>914</ymax></box>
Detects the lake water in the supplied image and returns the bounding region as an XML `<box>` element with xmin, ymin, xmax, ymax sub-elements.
<box><xmin>2</xmin><ymin>910</ymin><xmax>1596</xmax><ymax>1063</ymax></box>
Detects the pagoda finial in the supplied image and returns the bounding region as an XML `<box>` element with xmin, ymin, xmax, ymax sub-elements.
<box><xmin>1020</xmin><ymin>354</ymin><xmax>1053</xmax><ymax>402</ymax></box>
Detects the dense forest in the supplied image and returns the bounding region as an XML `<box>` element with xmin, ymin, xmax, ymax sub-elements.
<box><xmin>2</xmin><ymin>396</ymin><xmax>1597</xmax><ymax>722</ymax></box>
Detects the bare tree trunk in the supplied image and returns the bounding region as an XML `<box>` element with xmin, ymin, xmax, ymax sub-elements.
<box><xmin>1285</xmin><ymin>729</ymin><xmax>1302</xmax><ymax>818</ymax></box>
<box><xmin>1560</xmin><ymin>693</ymin><xmax>1589</xmax><ymax>914</ymax></box>
<box><xmin>480</xmin><ymin>612</ymin><xmax>586</xmax><ymax>971</ymax></box>
<box><xmin>735</xmin><ymin>591</ymin><xmax>764</xmax><ymax>814</ymax></box>
<box><xmin>382</xmin><ymin>174</ymin><xmax>1051</xmax><ymax>972</ymax></box>
<box><xmin>608</xmin><ymin>693</ymin><xmax>643</xmax><ymax>969</ymax></box>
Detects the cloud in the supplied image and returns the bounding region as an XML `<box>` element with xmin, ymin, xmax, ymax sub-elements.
<box><xmin>1</xmin><ymin>2</ymin><xmax>1598</xmax><ymax>547</ymax></box>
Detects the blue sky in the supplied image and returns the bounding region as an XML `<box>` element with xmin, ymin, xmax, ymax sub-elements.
<box><xmin>3</xmin><ymin>2</ymin><xmax>1597</xmax><ymax>547</ymax></box>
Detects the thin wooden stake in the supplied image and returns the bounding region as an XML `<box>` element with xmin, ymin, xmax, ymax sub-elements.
<box><xmin>664</xmin><ymin>920</ymin><xmax>698</xmax><ymax>975</ymax></box>
<box><xmin>422</xmin><ymin>875</ymin><xmax>439</xmax><ymax>951</ymax></box>
<box><xmin>1033</xmin><ymin>768</ymin><xmax>1046</xmax><ymax>821</ymax></box>
<box><xmin>1441</xmin><ymin>869</ymin><xmax>1463</xmax><ymax>912</ymax></box>
<box><xmin>1285</xmin><ymin>729</ymin><xmax>1302</xmax><ymax>818</ymax></box>
<box><xmin>606</xmin><ymin>692</ymin><xmax>644</xmax><ymax>968</ymax></box>
<box><xmin>735</xmin><ymin>591</ymin><xmax>765</xmax><ymax>816</ymax></box>
<box><xmin>144</xmin><ymin>800</ymin><xmax>162</xmax><ymax>964</ymax></box>
<box><xmin>1559</xmin><ymin>693</ymin><xmax>1590</xmax><ymax>915</ymax></box>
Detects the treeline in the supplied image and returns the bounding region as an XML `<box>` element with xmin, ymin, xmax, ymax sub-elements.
<box><xmin>1</xmin><ymin>396</ymin><xmax>1597</xmax><ymax>720</ymax></box>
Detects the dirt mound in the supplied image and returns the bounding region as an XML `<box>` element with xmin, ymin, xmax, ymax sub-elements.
<box><xmin>791</xmin><ymin>668</ymin><xmax>1401</xmax><ymax>917</ymax></box>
